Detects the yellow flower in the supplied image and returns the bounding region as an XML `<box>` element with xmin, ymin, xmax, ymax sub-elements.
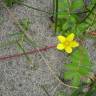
<box><xmin>57</xmin><ymin>33</ymin><xmax>79</xmax><ymax>53</ymax></box>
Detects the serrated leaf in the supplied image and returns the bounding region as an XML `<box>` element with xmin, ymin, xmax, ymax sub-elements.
<box><xmin>64</xmin><ymin>46</ymin><xmax>91</xmax><ymax>86</ymax></box>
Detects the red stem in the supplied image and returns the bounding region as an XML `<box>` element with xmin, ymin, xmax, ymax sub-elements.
<box><xmin>88</xmin><ymin>32</ymin><xmax>96</xmax><ymax>36</ymax></box>
<box><xmin>0</xmin><ymin>45</ymin><xmax>56</xmax><ymax>61</ymax></box>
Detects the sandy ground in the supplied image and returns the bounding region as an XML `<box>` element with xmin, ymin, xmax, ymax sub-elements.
<box><xmin>0</xmin><ymin>0</ymin><xmax>96</xmax><ymax>96</ymax></box>
<box><xmin>0</xmin><ymin>0</ymin><xmax>67</xmax><ymax>96</ymax></box>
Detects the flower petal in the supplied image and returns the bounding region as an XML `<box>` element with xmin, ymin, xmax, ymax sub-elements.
<box><xmin>57</xmin><ymin>35</ymin><xmax>66</xmax><ymax>43</ymax></box>
<box><xmin>70</xmin><ymin>41</ymin><xmax>79</xmax><ymax>48</ymax></box>
<box><xmin>57</xmin><ymin>43</ymin><xmax>65</xmax><ymax>50</ymax></box>
<box><xmin>65</xmin><ymin>47</ymin><xmax>72</xmax><ymax>53</ymax></box>
<box><xmin>66</xmin><ymin>33</ymin><xmax>75</xmax><ymax>41</ymax></box>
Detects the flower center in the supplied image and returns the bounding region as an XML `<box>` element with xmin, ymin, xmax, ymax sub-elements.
<box><xmin>64</xmin><ymin>41</ymin><xmax>70</xmax><ymax>46</ymax></box>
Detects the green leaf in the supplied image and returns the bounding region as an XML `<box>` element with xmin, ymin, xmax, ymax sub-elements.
<box><xmin>65</xmin><ymin>64</ymin><xmax>78</xmax><ymax>71</ymax></box>
<box><xmin>72</xmin><ymin>74</ymin><xmax>81</xmax><ymax>86</ymax></box>
<box><xmin>75</xmin><ymin>23</ymin><xmax>88</xmax><ymax>36</ymax></box>
<box><xmin>58</xmin><ymin>12</ymin><xmax>69</xmax><ymax>19</ymax></box>
<box><xmin>79</xmin><ymin>67</ymin><xmax>90</xmax><ymax>75</ymax></box>
<box><xmin>64</xmin><ymin>46</ymin><xmax>91</xmax><ymax>86</ymax></box>
<box><xmin>61</xmin><ymin>16</ymin><xmax>76</xmax><ymax>31</ymax></box>
<box><xmin>58</xmin><ymin>0</ymin><xmax>68</xmax><ymax>10</ymax></box>
<box><xmin>64</xmin><ymin>72</ymin><xmax>78</xmax><ymax>79</ymax></box>
<box><xmin>71</xmin><ymin>0</ymin><xmax>84</xmax><ymax>10</ymax></box>
<box><xmin>62</xmin><ymin>22</ymin><xmax>69</xmax><ymax>31</ymax></box>
<box><xmin>68</xmin><ymin>16</ymin><xmax>76</xmax><ymax>23</ymax></box>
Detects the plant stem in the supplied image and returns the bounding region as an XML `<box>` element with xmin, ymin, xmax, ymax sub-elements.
<box><xmin>40</xmin><ymin>85</ymin><xmax>50</xmax><ymax>96</ymax></box>
<box><xmin>54</xmin><ymin>0</ymin><xmax>58</xmax><ymax>35</ymax></box>
<box><xmin>0</xmin><ymin>45</ymin><xmax>56</xmax><ymax>61</ymax></box>
<box><xmin>16</xmin><ymin>41</ymin><xmax>32</xmax><ymax>63</ymax></box>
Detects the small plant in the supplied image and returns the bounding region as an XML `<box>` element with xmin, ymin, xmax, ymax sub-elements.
<box><xmin>64</xmin><ymin>46</ymin><xmax>91</xmax><ymax>86</ymax></box>
<box><xmin>16</xmin><ymin>18</ymin><xmax>32</xmax><ymax>63</ymax></box>
<box><xmin>53</xmin><ymin>0</ymin><xmax>96</xmax><ymax>36</ymax></box>
<box><xmin>54</xmin><ymin>0</ymin><xmax>96</xmax><ymax>95</ymax></box>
